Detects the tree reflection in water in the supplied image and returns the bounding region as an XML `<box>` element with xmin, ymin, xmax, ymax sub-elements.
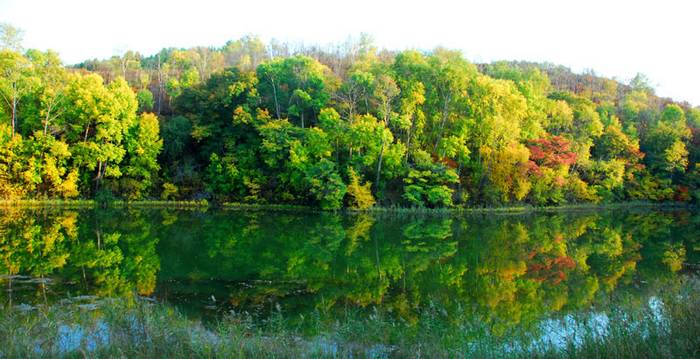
<box><xmin>0</xmin><ymin>207</ymin><xmax>697</xmax><ymax>336</ymax></box>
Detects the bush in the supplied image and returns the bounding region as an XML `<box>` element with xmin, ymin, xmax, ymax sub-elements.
<box><xmin>161</xmin><ymin>182</ymin><xmax>179</xmax><ymax>200</ymax></box>
<box><xmin>95</xmin><ymin>188</ymin><xmax>117</xmax><ymax>204</ymax></box>
<box><xmin>345</xmin><ymin>168</ymin><xmax>375</xmax><ymax>210</ymax></box>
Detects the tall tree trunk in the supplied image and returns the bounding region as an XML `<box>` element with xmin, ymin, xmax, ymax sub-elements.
<box><xmin>11</xmin><ymin>85</ymin><xmax>17</xmax><ymax>137</ymax></box>
<box><xmin>269</xmin><ymin>75</ymin><xmax>281</xmax><ymax>119</ymax></box>
<box><xmin>349</xmin><ymin>114</ymin><xmax>355</xmax><ymax>161</ymax></box>
<box><xmin>346</xmin><ymin>100</ymin><xmax>355</xmax><ymax>121</ymax></box>
<box><xmin>43</xmin><ymin>99</ymin><xmax>55</xmax><ymax>136</ymax></box>
<box><xmin>405</xmin><ymin>112</ymin><xmax>415</xmax><ymax>164</ymax></box>
<box><xmin>95</xmin><ymin>161</ymin><xmax>103</xmax><ymax>192</ymax></box>
<box><xmin>375</xmin><ymin>139</ymin><xmax>385</xmax><ymax>190</ymax></box>
<box><xmin>156</xmin><ymin>54</ymin><xmax>163</xmax><ymax>115</ymax></box>
<box><xmin>434</xmin><ymin>98</ymin><xmax>450</xmax><ymax>152</ymax></box>
<box><xmin>376</xmin><ymin>114</ymin><xmax>389</xmax><ymax>190</ymax></box>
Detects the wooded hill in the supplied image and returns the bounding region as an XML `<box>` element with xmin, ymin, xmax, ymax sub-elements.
<box><xmin>2</xmin><ymin>32</ymin><xmax>699</xmax><ymax>208</ymax></box>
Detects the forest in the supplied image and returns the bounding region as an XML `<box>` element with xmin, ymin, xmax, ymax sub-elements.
<box><xmin>2</xmin><ymin>29</ymin><xmax>699</xmax><ymax>209</ymax></box>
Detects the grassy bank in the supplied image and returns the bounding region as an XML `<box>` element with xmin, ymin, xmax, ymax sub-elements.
<box><xmin>111</xmin><ymin>199</ymin><xmax>210</xmax><ymax>208</ymax></box>
<box><xmin>220</xmin><ymin>200</ymin><xmax>694</xmax><ymax>215</ymax></box>
<box><xmin>0</xmin><ymin>199</ymin><xmax>97</xmax><ymax>208</ymax></box>
<box><xmin>364</xmin><ymin>200</ymin><xmax>695</xmax><ymax>214</ymax></box>
<box><xmin>0</xmin><ymin>199</ymin><xmax>209</xmax><ymax>209</ymax></box>
<box><xmin>1</xmin><ymin>278</ymin><xmax>699</xmax><ymax>358</ymax></box>
<box><xmin>0</xmin><ymin>199</ymin><xmax>694</xmax><ymax>214</ymax></box>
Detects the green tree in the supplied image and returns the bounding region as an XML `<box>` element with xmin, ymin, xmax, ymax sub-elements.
<box><xmin>403</xmin><ymin>150</ymin><xmax>459</xmax><ymax>207</ymax></box>
<box><xmin>0</xmin><ymin>50</ymin><xmax>35</xmax><ymax>137</ymax></box>
<box><xmin>65</xmin><ymin>75</ymin><xmax>137</xmax><ymax>194</ymax></box>
<box><xmin>136</xmin><ymin>89</ymin><xmax>154</xmax><ymax>112</ymax></box>
<box><xmin>257</xmin><ymin>56</ymin><xmax>336</xmax><ymax>127</ymax></box>
<box><xmin>642</xmin><ymin>104</ymin><xmax>691</xmax><ymax>174</ymax></box>
<box><xmin>119</xmin><ymin>113</ymin><xmax>163</xmax><ymax>199</ymax></box>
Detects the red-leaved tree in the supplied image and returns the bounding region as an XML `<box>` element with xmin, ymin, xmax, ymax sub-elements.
<box><xmin>527</xmin><ymin>135</ymin><xmax>577</xmax><ymax>175</ymax></box>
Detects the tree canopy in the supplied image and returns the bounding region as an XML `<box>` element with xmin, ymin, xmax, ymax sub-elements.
<box><xmin>1</xmin><ymin>34</ymin><xmax>699</xmax><ymax>208</ymax></box>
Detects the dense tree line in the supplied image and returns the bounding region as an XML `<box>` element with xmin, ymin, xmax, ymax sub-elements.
<box><xmin>2</xmin><ymin>28</ymin><xmax>699</xmax><ymax>208</ymax></box>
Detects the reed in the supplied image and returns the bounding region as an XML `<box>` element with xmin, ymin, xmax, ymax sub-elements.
<box><xmin>1</xmin><ymin>277</ymin><xmax>698</xmax><ymax>358</ymax></box>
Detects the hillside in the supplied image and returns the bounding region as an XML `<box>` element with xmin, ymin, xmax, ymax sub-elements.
<box><xmin>2</xmin><ymin>34</ymin><xmax>699</xmax><ymax>208</ymax></box>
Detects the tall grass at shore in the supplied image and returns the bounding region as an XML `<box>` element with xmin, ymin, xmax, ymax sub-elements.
<box><xmin>1</xmin><ymin>277</ymin><xmax>698</xmax><ymax>358</ymax></box>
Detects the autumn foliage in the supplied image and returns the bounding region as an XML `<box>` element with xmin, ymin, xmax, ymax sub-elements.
<box><xmin>1</xmin><ymin>31</ymin><xmax>699</xmax><ymax>207</ymax></box>
<box><xmin>527</xmin><ymin>136</ymin><xmax>577</xmax><ymax>175</ymax></box>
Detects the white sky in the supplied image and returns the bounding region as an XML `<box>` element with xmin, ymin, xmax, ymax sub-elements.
<box><xmin>1</xmin><ymin>0</ymin><xmax>698</xmax><ymax>106</ymax></box>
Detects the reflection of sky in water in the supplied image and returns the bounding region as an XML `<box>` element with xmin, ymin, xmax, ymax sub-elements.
<box><xmin>48</xmin><ymin>313</ymin><xmax>402</xmax><ymax>357</ymax></box>
<box><xmin>511</xmin><ymin>296</ymin><xmax>668</xmax><ymax>353</ymax></box>
<box><xmin>56</xmin><ymin>321</ymin><xmax>109</xmax><ymax>353</ymax></box>
<box><xmin>38</xmin><ymin>297</ymin><xmax>672</xmax><ymax>356</ymax></box>
<box><xmin>532</xmin><ymin>312</ymin><xmax>609</xmax><ymax>350</ymax></box>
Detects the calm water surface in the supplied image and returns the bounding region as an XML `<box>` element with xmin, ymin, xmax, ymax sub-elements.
<box><xmin>1</xmin><ymin>207</ymin><xmax>698</xmax><ymax>336</ymax></box>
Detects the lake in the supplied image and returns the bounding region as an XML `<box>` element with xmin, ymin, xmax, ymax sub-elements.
<box><xmin>1</xmin><ymin>206</ymin><xmax>698</xmax><ymax>344</ymax></box>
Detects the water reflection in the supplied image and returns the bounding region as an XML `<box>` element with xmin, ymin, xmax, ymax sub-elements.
<box><xmin>0</xmin><ymin>207</ymin><xmax>698</xmax><ymax>335</ymax></box>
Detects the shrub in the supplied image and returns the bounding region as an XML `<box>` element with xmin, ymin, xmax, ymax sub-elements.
<box><xmin>346</xmin><ymin>168</ymin><xmax>375</xmax><ymax>210</ymax></box>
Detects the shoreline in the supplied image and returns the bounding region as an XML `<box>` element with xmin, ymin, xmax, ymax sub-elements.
<box><xmin>0</xmin><ymin>199</ymin><xmax>694</xmax><ymax>213</ymax></box>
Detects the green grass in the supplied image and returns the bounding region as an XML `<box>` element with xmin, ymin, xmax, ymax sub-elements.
<box><xmin>222</xmin><ymin>202</ymin><xmax>315</xmax><ymax>211</ymax></box>
<box><xmin>0</xmin><ymin>199</ymin><xmax>209</xmax><ymax>209</ymax></box>
<box><xmin>365</xmin><ymin>201</ymin><xmax>694</xmax><ymax>214</ymax></box>
<box><xmin>221</xmin><ymin>200</ymin><xmax>695</xmax><ymax>215</ymax></box>
<box><xmin>1</xmin><ymin>198</ymin><xmax>694</xmax><ymax>214</ymax></box>
<box><xmin>110</xmin><ymin>199</ymin><xmax>210</xmax><ymax>208</ymax></box>
<box><xmin>0</xmin><ymin>199</ymin><xmax>97</xmax><ymax>208</ymax></box>
<box><xmin>1</xmin><ymin>277</ymin><xmax>699</xmax><ymax>358</ymax></box>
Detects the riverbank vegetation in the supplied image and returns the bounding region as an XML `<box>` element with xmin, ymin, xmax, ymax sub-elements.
<box><xmin>2</xmin><ymin>26</ymin><xmax>700</xmax><ymax>209</ymax></box>
<box><xmin>1</xmin><ymin>276</ymin><xmax>698</xmax><ymax>358</ymax></box>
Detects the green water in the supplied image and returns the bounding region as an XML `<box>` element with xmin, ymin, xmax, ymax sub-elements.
<box><xmin>1</xmin><ymin>207</ymin><xmax>698</xmax><ymax>336</ymax></box>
